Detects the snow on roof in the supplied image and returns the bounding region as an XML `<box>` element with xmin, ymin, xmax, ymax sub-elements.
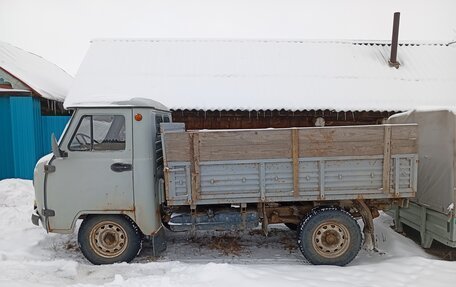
<box><xmin>70</xmin><ymin>97</ymin><xmax>169</xmax><ymax>111</ymax></box>
<box><xmin>65</xmin><ymin>39</ymin><xmax>456</xmax><ymax>111</ymax></box>
<box><xmin>0</xmin><ymin>41</ymin><xmax>73</xmax><ymax>101</ymax></box>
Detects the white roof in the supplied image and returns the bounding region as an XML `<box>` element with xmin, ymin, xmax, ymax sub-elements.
<box><xmin>65</xmin><ymin>39</ymin><xmax>456</xmax><ymax>111</ymax></box>
<box><xmin>0</xmin><ymin>41</ymin><xmax>73</xmax><ymax>101</ymax></box>
<box><xmin>70</xmin><ymin>97</ymin><xmax>169</xmax><ymax>111</ymax></box>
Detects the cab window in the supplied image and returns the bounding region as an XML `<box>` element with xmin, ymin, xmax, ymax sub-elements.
<box><xmin>69</xmin><ymin>115</ymin><xmax>126</xmax><ymax>151</ymax></box>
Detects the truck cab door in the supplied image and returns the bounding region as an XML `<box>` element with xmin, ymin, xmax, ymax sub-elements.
<box><xmin>44</xmin><ymin>109</ymin><xmax>134</xmax><ymax>232</ymax></box>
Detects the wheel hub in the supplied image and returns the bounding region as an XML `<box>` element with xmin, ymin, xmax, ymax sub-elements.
<box><xmin>312</xmin><ymin>222</ymin><xmax>350</xmax><ymax>258</ymax></box>
<box><xmin>89</xmin><ymin>221</ymin><xmax>128</xmax><ymax>258</ymax></box>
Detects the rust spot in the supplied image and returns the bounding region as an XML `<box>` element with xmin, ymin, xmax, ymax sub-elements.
<box><xmin>371</xmin><ymin>208</ymin><xmax>380</xmax><ymax>218</ymax></box>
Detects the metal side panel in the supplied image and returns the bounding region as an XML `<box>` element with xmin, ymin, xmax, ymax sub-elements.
<box><xmin>392</xmin><ymin>201</ymin><xmax>456</xmax><ymax>248</ymax></box>
<box><xmin>166</xmin><ymin>162</ymin><xmax>192</xmax><ymax>203</ymax></box>
<box><xmin>165</xmin><ymin>155</ymin><xmax>417</xmax><ymax>205</ymax></box>
<box><xmin>264</xmin><ymin>161</ymin><xmax>293</xmax><ymax>196</ymax></box>
<box><xmin>298</xmin><ymin>160</ymin><xmax>320</xmax><ymax>193</ymax></box>
<box><xmin>199</xmin><ymin>162</ymin><xmax>261</xmax><ymax>199</ymax></box>
<box><xmin>391</xmin><ymin>156</ymin><xmax>417</xmax><ymax>192</ymax></box>
<box><xmin>323</xmin><ymin>158</ymin><xmax>383</xmax><ymax>192</ymax></box>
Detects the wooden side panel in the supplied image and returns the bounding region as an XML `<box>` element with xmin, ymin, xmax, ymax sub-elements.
<box><xmin>163</xmin><ymin>124</ymin><xmax>418</xmax><ymax>162</ymax></box>
<box><xmin>383</xmin><ymin>125</ymin><xmax>392</xmax><ymax>194</ymax></box>
<box><xmin>198</xmin><ymin>129</ymin><xmax>291</xmax><ymax>161</ymax></box>
<box><xmin>391</xmin><ymin>125</ymin><xmax>418</xmax><ymax>139</ymax></box>
<box><xmin>299</xmin><ymin>126</ymin><xmax>384</xmax><ymax>157</ymax></box>
<box><xmin>391</xmin><ymin>124</ymin><xmax>418</xmax><ymax>154</ymax></box>
<box><xmin>291</xmin><ymin>129</ymin><xmax>299</xmax><ymax>197</ymax></box>
<box><xmin>163</xmin><ymin>132</ymin><xmax>191</xmax><ymax>162</ymax></box>
<box><xmin>190</xmin><ymin>133</ymin><xmax>200</xmax><ymax>203</ymax></box>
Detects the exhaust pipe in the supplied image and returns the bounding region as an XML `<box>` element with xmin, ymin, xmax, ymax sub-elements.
<box><xmin>389</xmin><ymin>12</ymin><xmax>401</xmax><ymax>68</ymax></box>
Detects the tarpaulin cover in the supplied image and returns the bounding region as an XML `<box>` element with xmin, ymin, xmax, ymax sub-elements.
<box><xmin>388</xmin><ymin>109</ymin><xmax>455</xmax><ymax>214</ymax></box>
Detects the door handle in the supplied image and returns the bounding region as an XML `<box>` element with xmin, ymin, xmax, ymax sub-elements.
<box><xmin>111</xmin><ymin>163</ymin><xmax>132</xmax><ymax>172</ymax></box>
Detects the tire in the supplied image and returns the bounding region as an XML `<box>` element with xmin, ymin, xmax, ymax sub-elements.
<box><xmin>78</xmin><ymin>215</ymin><xmax>142</xmax><ymax>265</ymax></box>
<box><xmin>297</xmin><ymin>208</ymin><xmax>362</xmax><ymax>266</ymax></box>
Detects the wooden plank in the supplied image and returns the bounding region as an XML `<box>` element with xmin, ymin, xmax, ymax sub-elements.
<box><xmin>391</xmin><ymin>139</ymin><xmax>418</xmax><ymax>154</ymax></box>
<box><xmin>299</xmin><ymin>126</ymin><xmax>384</xmax><ymax>143</ymax></box>
<box><xmin>391</xmin><ymin>124</ymin><xmax>418</xmax><ymax>140</ymax></box>
<box><xmin>299</xmin><ymin>141</ymin><xmax>383</xmax><ymax>157</ymax></box>
<box><xmin>198</xmin><ymin>129</ymin><xmax>291</xmax><ymax>161</ymax></box>
<box><xmin>297</xmin><ymin>125</ymin><xmax>386</xmax><ymax>157</ymax></box>
<box><xmin>190</xmin><ymin>133</ymin><xmax>201</xmax><ymax>204</ymax></box>
<box><xmin>292</xmin><ymin>128</ymin><xmax>299</xmax><ymax>197</ymax></box>
<box><xmin>382</xmin><ymin>125</ymin><xmax>392</xmax><ymax>194</ymax></box>
<box><xmin>198</xmin><ymin>129</ymin><xmax>290</xmax><ymax>146</ymax></box>
<box><xmin>163</xmin><ymin>132</ymin><xmax>191</xmax><ymax>162</ymax></box>
<box><xmin>200</xmin><ymin>144</ymin><xmax>291</xmax><ymax>161</ymax></box>
<box><xmin>164</xmin><ymin>124</ymin><xmax>417</xmax><ymax>162</ymax></box>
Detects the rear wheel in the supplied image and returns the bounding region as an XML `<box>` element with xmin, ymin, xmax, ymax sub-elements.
<box><xmin>297</xmin><ymin>208</ymin><xmax>361</xmax><ymax>266</ymax></box>
<box><xmin>78</xmin><ymin>215</ymin><xmax>142</xmax><ymax>265</ymax></box>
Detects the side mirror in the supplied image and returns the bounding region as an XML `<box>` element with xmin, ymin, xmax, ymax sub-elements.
<box><xmin>51</xmin><ymin>133</ymin><xmax>67</xmax><ymax>158</ymax></box>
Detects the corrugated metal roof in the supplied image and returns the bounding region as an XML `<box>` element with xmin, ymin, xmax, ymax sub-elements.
<box><xmin>0</xmin><ymin>41</ymin><xmax>73</xmax><ymax>101</ymax></box>
<box><xmin>65</xmin><ymin>39</ymin><xmax>456</xmax><ymax>111</ymax></box>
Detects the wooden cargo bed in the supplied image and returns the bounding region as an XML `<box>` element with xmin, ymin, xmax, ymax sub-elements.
<box><xmin>161</xmin><ymin>123</ymin><xmax>418</xmax><ymax>206</ymax></box>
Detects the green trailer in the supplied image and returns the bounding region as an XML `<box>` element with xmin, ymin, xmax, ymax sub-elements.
<box><xmin>387</xmin><ymin>109</ymin><xmax>456</xmax><ymax>248</ymax></box>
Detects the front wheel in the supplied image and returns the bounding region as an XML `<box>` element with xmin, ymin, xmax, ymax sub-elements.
<box><xmin>78</xmin><ymin>215</ymin><xmax>142</xmax><ymax>265</ymax></box>
<box><xmin>297</xmin><ymin>208</ymin><xmax>362</xmax><ymax>266</ymax></box>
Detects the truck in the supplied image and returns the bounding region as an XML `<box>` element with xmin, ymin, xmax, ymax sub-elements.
<box><xmin>387</xmin><ymin>109</ymin><xmax>456</xmax><ymax>248</ymax></box>
<box><xmin>32</xmin><ymin>98</ymin><xmax>418</xmax><ymax>266</ymax></box>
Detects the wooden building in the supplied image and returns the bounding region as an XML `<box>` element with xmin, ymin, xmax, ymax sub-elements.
<box><xmin>0</xmin><ymin>42</ymin><xmax>73</xmax><ymax>179</ymax></box>
<box><xmin>0</xmin><ymin>41</ymin><xmax>72</xmax><ymax>115</ymax></box>
<box><xmin>171</xmin><ymin>109</ymin><xmax>396</xmax><ymax>130</ymax></box>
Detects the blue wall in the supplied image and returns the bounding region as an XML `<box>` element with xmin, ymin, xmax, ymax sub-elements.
<box><xmin>42</xmin><ymin>116</ymin><xmax>71</xmax><ymax>154</ymax></box>
<box><xmin>0</xmin><ymin>95</ymin><xmax>70</xmax><ymax>180</ymax></box>
<box><xmin>0</xmin><ymin>96</ymin><xmax>14</xmax><ymax>179</ymax></box>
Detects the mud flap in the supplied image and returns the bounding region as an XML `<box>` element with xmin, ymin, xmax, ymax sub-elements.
<box><xmin>149</xmin><ymin>227</ymin><xmax>167</xmax><ymax>256</ymax></box>
<box><xmin>355</xmin><ymin>199</ymin><xmax>377</xmax><ymax>251</ymax></box>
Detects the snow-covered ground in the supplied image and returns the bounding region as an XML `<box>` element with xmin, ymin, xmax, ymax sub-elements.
<box><xmin>1</xmin><ymin>179</ymin><xmax>455</xmax><ymax>287</ymax></box>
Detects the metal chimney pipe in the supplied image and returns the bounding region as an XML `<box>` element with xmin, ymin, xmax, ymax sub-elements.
<box><xmin>389</xmin><ymin>12</ymin><xmax>400</xmax><ymax>68</ymax></box>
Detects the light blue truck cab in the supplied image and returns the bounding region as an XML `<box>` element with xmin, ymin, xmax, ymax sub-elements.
<box><xmin>32</xmin><ymin>98</ymin><xmax>419</xmax><ymax>266</ymax></box>
<box><xmin>32</xmin><ymin>99</ymin><xmax>169</xmax><ymax>263</ymax></box>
